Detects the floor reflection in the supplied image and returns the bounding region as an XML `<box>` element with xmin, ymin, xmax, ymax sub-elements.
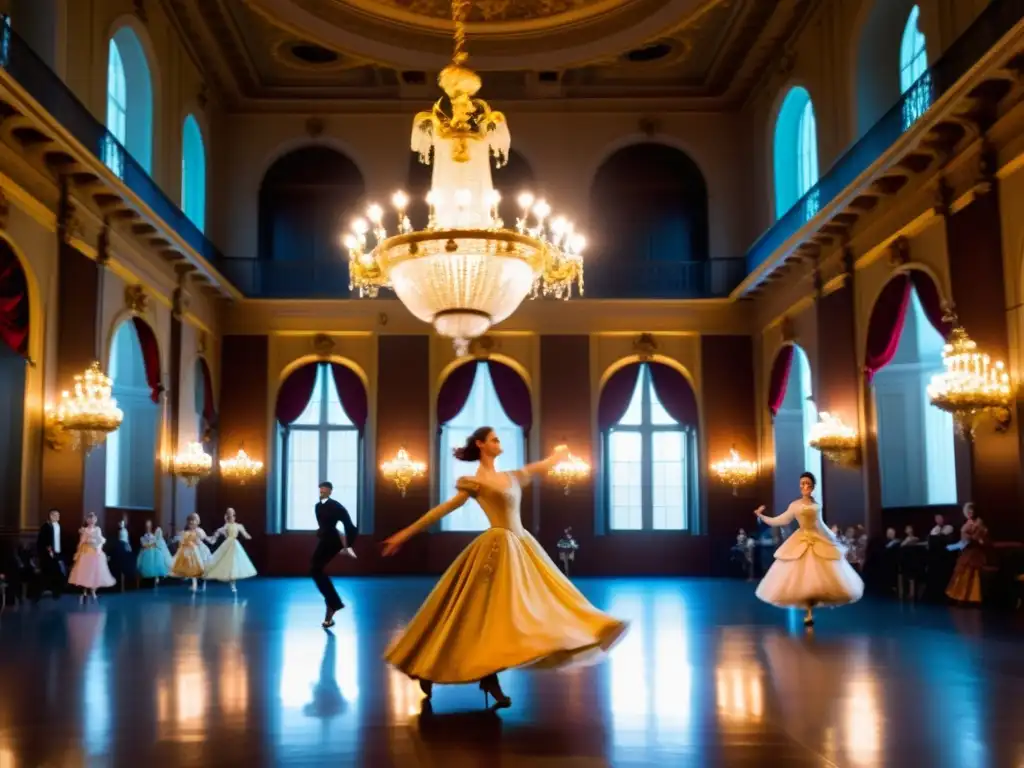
<box><xmin>0</xmin><ymin>578</ymin><xmax>1021</xmax><ymax>766</ymax></box>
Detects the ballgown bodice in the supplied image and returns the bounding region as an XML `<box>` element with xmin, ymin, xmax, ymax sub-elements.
<box><xmin>118</xmin><ymin>527</ymin><xmax>130</xmax><ymax>550</ymax></box>
<box><xmin>457</xmin><ymin>473</ymin><xmax>526</xmax><ymax>536</ymax></box>
<box><xmin>762</xmin><ymin>500</ymin><xmax>842</xmax><ymax>561</ymax></box>
<box><xmin>220</xmin><ymin>522</ymin><xmax>245</xmax><ymax>541</ymax></box>
<box><xmin>78</xmin><ymin>526</ymin><xmax>104</xmax><ymax>552</ymax></box>
<box><xmin>140</xmin><ymin>532</ymin><xmax>157</xmax><ymax>548</ymax></box>
<box><xmin>179</xmin><ymin>529</ymin><xmax>202</xmax><ymax>550</ymax></box>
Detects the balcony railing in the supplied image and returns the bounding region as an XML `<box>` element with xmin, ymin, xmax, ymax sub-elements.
<box><xmin>745</xmin><ymin>0</ymin><xmax>1024</xmax><ymax>276</ymax></box>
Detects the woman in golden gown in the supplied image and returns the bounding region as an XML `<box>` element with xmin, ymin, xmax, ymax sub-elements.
<box><xmin>946</xmin><ymin>502</ymin><xmax>988</xmax><ymax>604</ymax></box>
<box><xmin>381</xmin><ymin>427</ymin><xmax>628</xmax><ymax>709</ymax></box>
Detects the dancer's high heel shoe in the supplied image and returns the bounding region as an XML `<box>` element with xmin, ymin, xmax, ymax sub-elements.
<box><xmin>803</xmin><ymin>608</ymin><xmax>815</xmax><ymax>627</ymax></box>
<box><xmin>479</xmin><ymin>675</ymin><xmax>511</xmax><ymax>710</ymax></box>
<box><xmin>419</xmin><ymin>680</ymin><xmax>433</xmax><ymax>700</ymax></box>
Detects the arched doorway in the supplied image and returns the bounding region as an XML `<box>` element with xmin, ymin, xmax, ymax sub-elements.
<box><xmin>866</xmin><ymin>270</ymin><xmax>956</xmax><ymax>507</ymax></box>
<box><xmin>258</xmin><ymin>146</ymin><xmax>365</xmax><ymax>296</ymax></box>
<box><xmin>589</xmin><ymin>143</ymin><xmax>709</xmax><ymax>298</ymax></box>
<box><xmin>0</xmin><ymin>239</ymin><xmax>29</xmax><ymax>529</ymax></box>
<box><xmin>105</xmin><ymin>318</ymin><xmax>161</xmax><ymax>510</ymax></box>
<box><xmin>769</xmin><ymin>344</ymin><xmax>822</xmax><ymax>514</ymax></box>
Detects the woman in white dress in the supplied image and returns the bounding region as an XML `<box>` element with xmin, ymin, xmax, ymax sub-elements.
<box><xmin>753</xmin><ymin>472</ymin><xmax>864</xmax><ymax>626</ymax></box>
<box><xmin>204</xmin><ymin>508</ymin><xmax>257</xmax><ymax>593</ymax></box>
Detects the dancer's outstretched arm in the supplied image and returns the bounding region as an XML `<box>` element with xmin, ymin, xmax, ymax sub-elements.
<box><xmin>513</xmin><ymin>444</ymin><xmax>570</xmax><ymax>483</ymax></box>
<box><xmin>753</xmin><ymin>503</ymin><xmax>797</xmax><ymax>527</ymax></box>
<box><xmin>381</xmin><ymin>491</ymin><xmax>470</xmax><ymax>556</ymax></box>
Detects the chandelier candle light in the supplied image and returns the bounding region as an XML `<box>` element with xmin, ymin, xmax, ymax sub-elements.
<box><xmin>927</xmin><ymin>324</ymin><xmax>1012</xmax><ymax>436</ymax></box>
<box><xmin>344</xmin><ymin>0</ymin><xmax>584</xmax><ymax>354</ymax></box>
<box><xmin>808</xmin><ymin>412</ymin><xmax>860</xmax><ymax>466</ymax></box>
<box><xmin>549</xmin><ymin>451</ymin><xmax>591</xmax><ymax>495</ymax></box>
<box><xmin>381</xmin><ymin>447</ymin><xmax>426</xmax><ymax>497</ymax></box>
<box><xmin>46</xmin><ymin>362</ymin><xmax>124</xmax><ymax>453</ymax></box>
<box><xmin>220</xmin><ymin>448</ymin><xmax>264</xmax><ymax>484</ymax></box>
<box><xmin>711</xmin><ymin>447</ymin><xmax>758</xmax><ymax>496</ymax></box>
<box><xmin>171</xmin><ymin>442</ymin><xmax>213</xmax><ymax>487</ymax></box>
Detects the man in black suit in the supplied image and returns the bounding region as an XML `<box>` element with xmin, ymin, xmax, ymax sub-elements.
<box><xmin>310</xmin><ymin>481</ymin><xmax>357</xmax><ymax>628</ymax></box>
<box><xmin>35</xmin><ymin>508</ymin><xmax>65</xmax><ymax>600</ymax></box>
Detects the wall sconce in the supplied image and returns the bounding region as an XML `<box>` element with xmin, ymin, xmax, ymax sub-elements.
<box><xmin>381</xmin><ymin>447</ymin><xmax>426</xmax><ymax>497</ymax></box>
<box><xmin>549</xmin><ymin>451</ymin><xmax>590</xmax><ymax>495</ymax></box>
<box><xmin>808</xmin><ymin>412</ymin><xmax>861</xmax><ymax>466</ymax></box>
<box><xmin>711</xmin><ymin>446</ymin><xmax>758</xmax><ymax>496</ymax></box>
<box><xmin>927</xmin><ymin>324</ymin><xmax>1012</xmax><ymax>438</ymax></box>
<box><xmin>219</xmin><ymin>448</ymin><xmax>264</xmax><ymax>484</ymax></box>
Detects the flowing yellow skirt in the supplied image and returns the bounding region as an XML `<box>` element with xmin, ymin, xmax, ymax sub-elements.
<box><xmin>384</xmin><ymin>528</ymin><xmax>628</xmax><ymax>684</ymax></box>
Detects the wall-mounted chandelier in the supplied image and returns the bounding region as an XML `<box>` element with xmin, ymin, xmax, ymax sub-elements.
<box><xmin>927</xmin><ymin>323</ymin><xmax>1011</xmax><ymax>437</ymax></box>
<box><xmin>381</xmin><ymin>447</ymin><xmax>426</xmax><ymax>497</ymax></box>
<box><xmin>808</xmin><ymin>412</ymin><xmax>860</xmax><ymax>466</ymax></box>
<box><xmin>344</xmin><ymin>0</ymin><xmax>584</xmax><ymax>354</ymax></box>
<box><xmin>711</xmin><ymin>447</ymin><xmax>758</xmax><ymax>496</ymax></box>
<box><xmin>45</xmin><ymin>362</ymin><xmax>123</xmax><ymax>453</ymax></box>
<box><xmin>549</xmin><ymin>451</ymin><xmax>590</xmax><ymax>495</ymax></box>
<box><xmin>220</xmin><ymin>448</ymin><xmax>264</xmax><ymax>484</ymax></box>
<box><xmin>171</xmin><ymin>441</ymin><xmax>212</xmax><ymax>487</ymax></box>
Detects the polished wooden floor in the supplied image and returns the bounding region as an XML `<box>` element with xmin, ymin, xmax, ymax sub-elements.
<box><xmin>0</xmin><ymin>577</ymin><xmax>1021</xmax><ymax>767</ymax></box>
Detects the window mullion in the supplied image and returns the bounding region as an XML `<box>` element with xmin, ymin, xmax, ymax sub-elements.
<box><xmin>641</xmin><ymin>364</ymin><xmax>653</xmax><ymax>531</ymax></box>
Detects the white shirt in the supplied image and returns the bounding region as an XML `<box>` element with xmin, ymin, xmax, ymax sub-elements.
<box><xmin>51</xmin><ymin>521</ymin><xmax>61</xmax><ymax>554</ymax></box>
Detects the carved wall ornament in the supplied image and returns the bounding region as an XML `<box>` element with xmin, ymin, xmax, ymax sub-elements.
<box><xmin>887</xmin><ymin>237</ymin><xmax>910</xmax><ymax>267</ymax></box>
<box><xmin>378</xmin><ymin>312</ymin><xmax>388</xmax><ymax>327</ymax></box>
<box><xmin>57</xmin><ymin>178</ymin><xmax>83</xmax><ymax>245</ymax></box>
<box><xmin>976</xmin><ymin>141</ymin><xmax>997</xmax><ymax>195</ymax></box>
<box><xmin>468</xmin><ymin>335</ymin><xmax>499</xmax><ymax>357</ymax></box>
<box><xmin>633</xmin><ymin>333</ymin><xmax>658</xmax><ymax>359</ymax></box>
<box><xmin>313</xmin><ymin>333</ymin><xmax>336</xmax><ymax>356</ymax></box>
<box><xmin>197</xmin><ymin>331</ymin><xmax>208</xmax><ymax>356</ymax></box>
<box><xmin>96</xmin><ymin>221</ymin><xmax>111</xmax><ymax>267</ymax></box>
<box><xmin>125</xmin><ymin>284</ymin><xmax>149</xmax><ymax>315</ymax></box>
<box><xmin>780</xmin><ymin>316</ymin><xmax>796</xmax><ymax>343</ymax></box>
<box><xmin>638</xmin><ymin>117</ymin><xmax>660</xmax><ymax>137</ymax></box>
<box><xmin>172</xmin><ymin>286</ymin><xmax>191</xmax><ymax>319</ymax></box>
<box><xmin>933</xmin><ymin>176</ymin><xmax>953</xmax><ymax>216</ymax></box>
<box><xmin>305</xmin><ymin>117</ymin><xmax>326</xmax><ymax>138</ymax></box>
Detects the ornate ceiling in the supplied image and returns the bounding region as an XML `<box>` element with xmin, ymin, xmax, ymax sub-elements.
<box><xmin>162</xmin><ymin>0</ymin><xmax>816</xmax><ymax>109</ymax></box>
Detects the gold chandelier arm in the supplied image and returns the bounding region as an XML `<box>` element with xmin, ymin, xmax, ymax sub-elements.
<box><xmin>451</xmin><ymin>0</ymin><xmax>470</xmax><ymax>66</ymax></box>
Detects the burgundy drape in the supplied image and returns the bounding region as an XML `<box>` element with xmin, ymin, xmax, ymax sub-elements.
<box><xmin>909</xmin><ymin>270</ymin><xmax>953</xmax><ymax>339</ymax></box>
<box><xmin>488</xmin><ymin>361</ymin><xmax>532</xmax><ymax>433</ymax></box>
<box><xmin>437</xmin><ymin>360</ymin><xmax>479</xmax><ymax>426</ymax></box>
<box><xmin>276</xmin><ymin>362</ymin><xmax>318</xmax><ymax>425</ymax></box>
<box><xmin>330</xmin><ymin>362</ymin><xmax>367</xmax><ymax>430</ymax></box>
<box><xmin>768</xmin><ymin>345</ymin><xmax>795</xmax><ymax>417</ymax></box>
<box><xmin>598</xmin><ymin>364</ymin><xmax>641</xmax><ymax>430</ymax></box>
<box><xmin>131</xmin><ymin>317</ymin><xmax>163</xmax><ymax>402</ymax></box>
<box><xmin>198</xmin><ymin>357</ymin><xmax>215</xmax><ymax>422</ymax></box>
<box><xmin>0</xmin><ymin>245</ymin><xmax>28</xmax><ymax>356</ymax></box>
<box><xmin>648</xmin><ymin>362</ymin><xmax>699</xmax><ymax>426</ymax></box>
<box><xmin>864</xmin><ymin>273</ymin><xmax>912</xmax><ymax>382</ymax></box>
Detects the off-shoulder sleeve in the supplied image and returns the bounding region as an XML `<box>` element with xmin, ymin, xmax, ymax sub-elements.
<box><xmin>455</xmin><ymin>477</ymin><xmax>481</xmax><ymax>498</ymax></box>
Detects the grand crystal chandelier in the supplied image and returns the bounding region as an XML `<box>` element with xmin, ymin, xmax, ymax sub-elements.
<box><xmin>171</xmin><ymin>441</ymin><xmax>213</xmax><ymax>487</ymax></box>
<box><xmin>47</xmin><ymin>362</ymin><xmax>124</xmax><ymax>453</ymax></box>
<box><xmin>927</xmin><ymin>323</ymin><xmax>1011</xmax><ymax>436</ymax></box>
<box><xmin>220</xmin><ymin>448</ymin><xmax>264</xmax><ymax>484</ymax></box>
<box><xmin>344</xmin><ymin>0</ymin><xmax>584</xmax><ymax>353</ymax></box>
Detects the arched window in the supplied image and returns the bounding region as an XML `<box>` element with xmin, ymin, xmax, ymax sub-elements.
<box><xmin>105</xmin><ymin>321</ymin><xmax>159</xmax><ymax>509</ymax></box>
<box><xmin>600</xmin><ymin>362</ymin><xmax>698</xmax><ymax>531</ymax></box>
<box><xmin>181</xmin><ymin>114</ymin><xmax>206</xmax><ymax>232</ymax></box>
<box><xmin>104</xmin><ymin>27</ymin><xmax>153</xmax><ymax>176</ymax></box>
<box><xmin>589</xmin><ymin>143</ymin><xmax>710</xmax><ymax>298</ymax></box>
<box><xmin>278</xmin><ymin>362</ymin><xmax>365</xmax><ymax>531</ymax></box>
<box><xmin>900</xmin><ymin>6</ymin><xmax>932</xmax><ymax>128</ymax></box>
<box><xmin>774</xmin><ymin>87</ymin><xmax>819</xmax><ymax>221</ymax></box>
<box><xmin>867</xmin><ymin>272</ymin><xmax>956</xmax><ymax>507</ymax></box>
<box><xmin>438</xmin><ymin>362</ymin><xmax>526</xmax><ymax>532</ymax></box>
<box><xmin>770</xmin><ymin>345</ymin><xmax>822</xmax><ymax>514</ymax></box>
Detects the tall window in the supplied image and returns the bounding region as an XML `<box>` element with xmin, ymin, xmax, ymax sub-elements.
<box><xmin>105</xmin><ymin>321</ymin><xmax>158</xmax><ymax>509</ymax></box>
<box><xmin>774</xmin><ymin>87</ymin><xmax>819</xmax><ymax>221</ymax></box>
<box><xmin>280</xmin><ymin>363</ymin><xmax>360</xmax><ymax>530</ymax></box>
<box><xmin>104</xmin><ymin>27</ymin><xmax>153</xmax><ymax>177</ymax></box>
<box><xmin>605</xmin><ymin>364</ymin><xmax>696</xmax><ymax>531</ymax></box>
<box><xmin>772</xmin><ymin>345</ymin><xmax>823</xmax><ymax>515</ymax></box>
<box><xmin>439</xmin><ymin>363</ymin><xmax>525</xmax><ymax>532</ymax></box>
<box><xmin>900</xmin><ymin>6</ymin><xmax>932</xmax><ymax>129</ymax></box>
<box><xmin>181</xmin><ymin>115</ymin><xmax>206</xmax><ymax>232</ymax></box>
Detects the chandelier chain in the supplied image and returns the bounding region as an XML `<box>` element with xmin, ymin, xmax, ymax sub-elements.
<box><xmin>451</xmin><ymin>0</ymin><xmax>470</xmax><ymax>65</ymax></box>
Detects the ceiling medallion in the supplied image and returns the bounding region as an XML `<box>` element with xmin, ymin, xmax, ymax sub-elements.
<box><xmin>367</xmin><ymin>0</ymin><xmax>598</xmax><ymax>23</ymax></box>
<box><xmin>345</xmin><ymin>0</ymin><xmax>584</xmax><ymax>354</ymax></box>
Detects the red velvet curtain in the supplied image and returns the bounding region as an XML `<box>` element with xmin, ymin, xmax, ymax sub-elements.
<box><xmin>864</xmin><ymin>274</ymin><xmax>912</xmax><ymax>382</ymax></box>
<box><xmin>488</xmin><ymin>361</ymin><xmax>532</xmax><ymax>434</ymax></box>
<box><xmin>768</xmin><ymin>345</ymin><xmax>795</xmax><ymax>417</ymax></box>
<box><xmin>330</xmin><ymin>363</ymin><xmax>367</xmax><ymax>430</ymax></box>
<box><xmin>131</xmin><ymin>317</ymin><xmax>163</xmax><ymax>402</ymax></box>
<box><xmin>649</xmin><ymin>362</ymin><xmax>699</xmax><ymax>426</ymax></box>
<box><xmin>0</xmin><ymin>245</ymin><xmax>28</xmax><ymax>357</ymax></box>
<box><xmin>598</xmin><ymin>364</ymin><xmax>640</xmax><ymax>430</ymax></box>
<box><xmin>437</xmin><ymin>360</ymin><xmax>479</xmax><ymax>426</ymax></box>
<box><xmin>909</xmin><ymin>270</ymin><xmax>953</xmax><ymax>339</ymax></box>
<box><xmin>276</xmin><ymin>362</ymin><xmax>319</xmax><ymax>426</ymax></box>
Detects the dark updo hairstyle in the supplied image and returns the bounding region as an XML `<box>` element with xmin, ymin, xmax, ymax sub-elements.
<box><xmin>800</xmin><ymin>471</ymin><xmax>817</xmax><ymax>489</ymax></box>
<box><xmin>453</xmin><ymin>426</ymin><xmax>494</xmax><ymax>462</ymax></box>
